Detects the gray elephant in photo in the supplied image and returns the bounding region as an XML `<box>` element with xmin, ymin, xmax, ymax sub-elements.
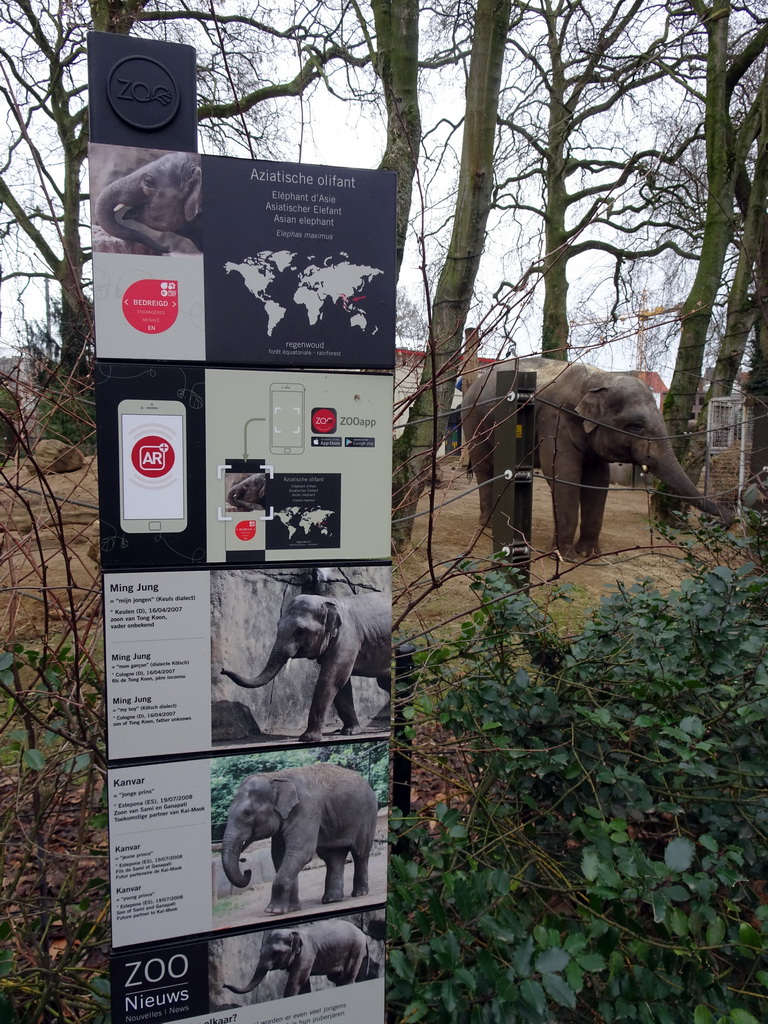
<box><xmin>219</xmin><ymin>762</ymin><xmax>378</xmax><ymax>914</ymax></box>
<box><xmin>462</xmin><ymin>357</ymin><xmax>733</xmax><ymax>561</ymax></box>
<box><xmin>224</xmin><ymin>920</ymin><xmax>368</xmax><ymax>998</ymax></box>
<box><xmin>220</xmin><ymin>592</ymin><xmax>390</xmax><ymax>743</ymax></box>
<box><xmin>226</xmin><ymin>472</ymin><xmax>267</xmax><ymax>511</ymax></box>
<box><xmin>95</xmin><ymin>152</ymin><xmax>202</xmax><ymax>254</ymax></box>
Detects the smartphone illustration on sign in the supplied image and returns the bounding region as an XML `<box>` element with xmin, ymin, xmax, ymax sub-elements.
<box><xmin>270</xmin><ymin>382</ymin><xmax>305</xmax><ymax>455</ymax></box>
<box><xmin>118</xmin><ymin>399</ymin><xmax>187</xmax><ymax>533</ymax></box>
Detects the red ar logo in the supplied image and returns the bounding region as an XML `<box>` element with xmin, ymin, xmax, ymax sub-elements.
<box><xmin>311</xmin><ymin>408</ymin><xmax>337</xmax><ymax>434</ymax></box>
<box><xmin>131</xmin><ymin>436</ymin><xmax>176</xmax><ymax>477</ymax></box>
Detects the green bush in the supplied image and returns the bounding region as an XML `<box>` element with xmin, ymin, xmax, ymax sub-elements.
<box><xmin>389</xmin><ymin>560</ymin><xmax>768</xmax><ymax>1024</ymax></box>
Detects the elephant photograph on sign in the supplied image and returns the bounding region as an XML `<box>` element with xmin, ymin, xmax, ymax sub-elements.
<box><xmin>210</xmin><ymin>746</ymin><xmax>387</xmax><ymax>930</ymax></box>
<box><xmin>225</xmin><ymin>471</ymin><xmax>268</xmax><ymax>512</ymax></box>
<box><xmin>90</xmin><ymin>144</ymin><xmax>203</xmax><ymax>256</ymax></box>
<box><xmin>208</xmin><ymin>910</ymin><xmax>386</xmax><ymax>1009</ymax></box>
<box><xmin>462</xmin><ymin>357</ymin><xmax>734</xmax><ymax>562</ymax></box>
<box><xmin>211</xmin><ymin>564</ymin><xmax>391</xmax><ymax>746</ymax></box>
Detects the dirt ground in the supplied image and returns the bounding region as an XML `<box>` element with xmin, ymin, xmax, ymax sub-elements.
<box><xmin>0</xmin><ymin>451</ymin><xmax>704</xmax><ymax>641</ymax></box>
<box><xmin>212</xmin><ymin>811</ymin><xmax>389</xmax><ymax>930</ymax></box>
<box><xmin>1</xmin><ymin>454</ymin><xmax>101</xmax><ymax>641</ymax></box>
<box><xmin>393</xmin><ymin>455</ymin><xmax>699</xmax><ymax>637</ymax></box>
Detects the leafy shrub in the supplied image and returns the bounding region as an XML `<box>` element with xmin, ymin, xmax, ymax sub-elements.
<box><xmin>389</xmin><ymin>561</ymin><xmax>768</xmax><ymax>1024</ymax></box>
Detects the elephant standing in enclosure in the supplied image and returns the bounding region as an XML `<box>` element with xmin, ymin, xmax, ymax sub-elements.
<box><xmin>224</xmin><ymin>920</ymin><xmax>369</xmax><ymax>998</ymax></box>
<box><xmin>462</xmin><ymin>358</ymin><xmax>733</xmax><ymax>561</ymax></box>
<box><xmin>220</xmin><ymin>592</ymin><xmax>390</xmax><ymax>743</ymax></box>
<box><xmin>95</xmin><ymin>151</ymin><xmax>203</xmax><ymax>254</ymax></box>
<box><xmin>219</xmin><ymin>763</ymin><xmax>378</xmax><ymax>915</ymax></box>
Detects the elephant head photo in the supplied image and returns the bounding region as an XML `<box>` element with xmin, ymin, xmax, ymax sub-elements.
<box><xmin>462</xmin><ymin>357</ymin><xmax>734</xmax><ymax>561</ymax></box>
<box><xmin>225</xmin><ymin>472</ymin><xmax>268</xmax><ymax>512</ymax></box>
<box><xmin>212</xmin><ymin>752</ymin><xmax>386</xmax><ymax>928</ymax></box>
<box><xmin>92</xmin><ymin>145</ymin><xmax>203</xmax><ymax>255</ymax></box>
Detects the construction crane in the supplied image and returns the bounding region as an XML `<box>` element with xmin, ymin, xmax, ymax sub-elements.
<box><xmin>569</xmin><ymin>291</ymin><xmax>682</xmax><ymax>372</ymax></box>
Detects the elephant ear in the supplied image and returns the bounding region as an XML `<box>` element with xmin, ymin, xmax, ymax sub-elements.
<box><xmin>271</xmin><ymin>778</ymin><xmax>300</xmax><ymax>820</ymax></box>
<box><xmin>322</xmin><ymin>601</ymin><xmax>342</xmax><ymax>641</ymax></box>
<box><xmin>574</xmin><ymin>386</ymin><xmax>608</xmax><ymax>434</ymax></box>
<box><xmin>288</xmin><ymin>930</ymin><xmax>303</xmax><ymax>964</ymax></box>
<box><xmin>181</xmin><ymin>162</ymin><xmax>202</xmax><ymax>222</ymax></box>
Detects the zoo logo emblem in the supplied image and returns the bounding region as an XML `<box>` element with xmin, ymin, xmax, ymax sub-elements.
<box><xmin>107</xmin><ymin>56</ymin><xmax>180</xmax><ymax>130</ymax></box>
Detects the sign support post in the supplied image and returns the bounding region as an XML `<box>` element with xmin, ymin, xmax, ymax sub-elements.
<box><xmin>492</xmin><ymin>369</ymin><xmax>536</xmax><ymax>577</ymax></box>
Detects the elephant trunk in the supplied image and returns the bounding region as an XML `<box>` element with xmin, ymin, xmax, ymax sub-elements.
<box><xmin>223</xmin><ymin>963</ymin><xmax>268</xmax><ymax>994</ymax></box>
<box><xmin>220</xmin><ymin>832</ymin><xmax>252</xmax><ymax>889</ymax></box>
<box><xmin>220</xmin><ymin>647</ymin><xmax>289</xmax><ymax>689</ymax></box>
<box><xmin>643</xmin><ymin>439</ymin><xmax>734</xmax><ymax>525</ymax></box>
<box><xmin>95</xmin><ymin>179</ymin><xmax>168</xmax><ymax>253</ymax></box>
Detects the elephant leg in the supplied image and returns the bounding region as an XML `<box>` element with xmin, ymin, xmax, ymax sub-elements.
<box><xmin>350</xmin><ymin>847</ymin><xmax>370</xmax><ymax>898</ymax></box>
<box><xmin>576</xmin><ymin>460</ymin><xmax>610</xmax><ymax>557</ymax></box>
<box><xmin>317</xmin><ymin>847</ymin><xmax>347</xmax><ymax>904</ymax></box>
<box><xmin>474</xmin><ymin>455</ymin><xmax>496</xmax><ymax>527</ymax></box>
<box><xmin>334</xmin><ymin>680</ymin><xmax>362</xmax><ymax>736</ymax></box>
<box><xmin>462</xmin><ymin>410</ymin><xmax>497</xmax><ymax>528</ymax></box>
<box><xmin>270</xmin><ymin>832</ymin><xmax>285</xmax><ymax>873</ymax></box>
<box><xmin>267</xmin><ymin>869</ymin><xmax>302</xmax><ymax>914</ymax></box>
<box><xmin>541</xmin><ymin>438</ymin><xmax>581</xmax><ymax>560</ymax></box>
<box><xmin>343</xmin><ymin>945</ymin><xmax>367</xmax><ymax>984</ymax></box>
<box><xmin>267</xmin><ymin>835</ymin><xmax>302</xmax><ymax>914</ymax></box>
<box><xmin>300</xmin><ymin>656</ymin><xmax>357</xmax><ymax>743</ymax></box>
<box><xmin>284</xmin><ymin>963</ymin><xmax>313</xmax><ymax>997</ymax></box>
<box><xmin>329</xmin><ymin>948</ymin><xmax>365</xmax><ymax>986</ymax></box>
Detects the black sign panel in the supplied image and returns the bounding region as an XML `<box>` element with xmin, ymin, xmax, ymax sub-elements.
<box><xmin>110</xmin><ymin>910</ymin><xmax>386</xmax><ymax>1024</ymax></box>
<box><xmin>95</xmin><ymin>361</ymin><xmax>207</xmax><ymax>569</ymax></box>
<box><xmin>88</xmin><ymin>32</ymin><xmax>198</xmax><ymax>151</ymax></box>
<box><xmin>110</xmin><ymin>938</ymin><xmax>209</xmax><ymax>1024</ymax></box>
<box><xmin>201</xmin><ymin>156</ymin><xmax>396</xmax><ymax>369</ymax></box>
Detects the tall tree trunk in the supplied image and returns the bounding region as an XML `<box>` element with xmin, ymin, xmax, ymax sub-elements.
<box><xmin>392</xmin><ymin>0</ymin><xmax>511</xmax><ymax>550</ymax></box>
<box><xmin>58</xmin><ymin>136</ymin><xmax>91</xmax><ymax>376</ymax></box>
<box><xmin>540</xmin><ymin>8</ymin><xmax>570</xmax><ymax>359</ymax></box>
<box><xmin>664</xmin><ymin>7</ymin><xmax>735</xmax><ymax>461</ymax></box>
<box><xmin>684</xmin><ymin>57</ymin><xmax>768</xmax><ymax>483</ymax></box>
<box><xmin>371</xmin><ymin>0</ymin><xmax>421</xmax><ymax>277</ymax></box>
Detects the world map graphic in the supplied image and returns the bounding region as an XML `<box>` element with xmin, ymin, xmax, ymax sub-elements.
<box><xmin>224</xmin><ymin>250</ymin><xmax>384</xmax><ymax>338</ymax></box>
<box><xmin>274</xmin><ymin>506</ymin><xmax>335</xmax><ymax>541</ymax></box>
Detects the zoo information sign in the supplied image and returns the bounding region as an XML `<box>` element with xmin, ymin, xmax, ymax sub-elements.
<box><xmin>90</xmin><ymin>143</ymin><xmax>396</xmax><ymax>370</ymax></box>
<box><xmin>108</xmin><ymin>752</ymin><xmax>388</xmax><ymax>948</ymax></box>
<box><xmin>89</xmin><ymin>31</ymin><xmax>393</xmax><ymax>1024</ymax></box>
<box><xmin>95</xmin><ymin>363</ymin><xmax>393</xmax><ymax>568</ymax></box>
<box><xmin>109</xmin><ymin>921</ymin><xmax>385</xmax><ymax>1024</ymax></box>
<box><xmin>104</xmin><ymin>565</ymin><xmax>391</xmax><ymax>761</ymax></box>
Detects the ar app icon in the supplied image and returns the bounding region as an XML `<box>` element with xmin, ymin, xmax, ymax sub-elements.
<box><xmin>132</xmin><ymin>436</ymin><xmax>176</xmax><ymax>476</ymax></box>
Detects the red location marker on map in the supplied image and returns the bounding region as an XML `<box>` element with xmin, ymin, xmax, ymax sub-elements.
<box><xmin>122</xmin><ymin>280</ymin><xmax>179</xmax><ymax>334</ymax></box>
<box><xmin>234</xmin><ymin>520</ymin><xmax>257</xmax><ymax>541</ymax></box>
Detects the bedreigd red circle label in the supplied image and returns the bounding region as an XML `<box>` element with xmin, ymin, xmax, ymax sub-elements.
<box><xmin>234</xmin><ymin>520</ymin><xmax>257</xmax><ymax>541</ymax></box>
<box><xmin>123</xmin><ymin>280</ymin><xmax>179</xmax><ymax>333</ymax></box>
